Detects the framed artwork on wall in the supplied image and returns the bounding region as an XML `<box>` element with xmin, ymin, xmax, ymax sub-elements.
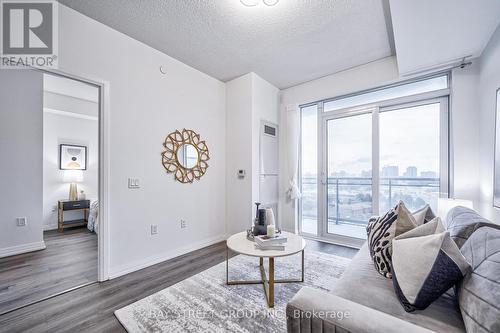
<box><xmin>59</xmin><ymin>144</ymin><xmax>87</xmax><ymax>170</ymax></box>
<box><xmin>494</xmin><ymin>88</ymin><xmax>500</xmax><ymax>208</ymax></box>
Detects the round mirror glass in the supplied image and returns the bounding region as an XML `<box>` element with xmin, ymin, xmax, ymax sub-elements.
<box><xmin>177</xmin><ymin>144</ymin><xmax>199</xmax><ymax>169</ymax></box>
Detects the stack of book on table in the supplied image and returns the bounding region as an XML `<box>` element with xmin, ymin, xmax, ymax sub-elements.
<box><xmin>255</xmin><ymin>234</ymin><xmax>287</xmax><ymax>251</ymax></box>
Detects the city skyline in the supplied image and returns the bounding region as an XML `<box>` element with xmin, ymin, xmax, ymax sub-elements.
<box><xmin>303</xmin><ymin>165</ymin><xmax>438</xmax><ymax>179</ymax></box>
<box><xmin>301</xmin><ymin>103</ymin><xmax>441</xmax><ymax>179</ymax></box>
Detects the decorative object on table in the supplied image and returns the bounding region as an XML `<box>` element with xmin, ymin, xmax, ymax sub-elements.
<box><xmin>255</xmin><ymin>233</ymin><xmax>287</xmax><ymax>250</ymax></box>
<box><xmin>59</xmin><ymin>144</ymin><xmax>87</xmax><ymax>170</ymax></box>
<box><xmin>437</xmin><ymin>197</ymin><xmax>473</xmax><ymax>220</ymax></box>
<box><xmin>253</xmin><ymin>223</ymin><xmax>267</xmax><ymax>236</ymax></box>
<box><xmin>265</xmin><ymin>207</ymin><xmax>275</xmax><ymax>226</ymax></box>
<box><xmin>494</xmin><ymin>88</ymin><xmax>500</xmax><ymax>207</ymax></box>
<box><xmin>254</xmin><ymin>202</ymin><xmax>261</xmax><ymax>220</ymax></box>
<box><xmin>63</xmin><ymin>169</ymin><xmax>83</xmax><ymax>201</ymax></box>
<box><xmin>258</xmin><ymin>208</ymin><xmax>267</xmax><ymax>225</ymax></box>
<box><xmin>247</xmin><ymin>226</ymin><xmax>281</xmax><ymax>241</ymax></box>
<box><xmin>391</xmin><ymin>218</ymin><xmax>470</xmax><ymax>312</ymax></box>
<box><xmin>58</xmin><ymin>199</ymin><xmax>90</xmax><ymax>232</ymax></box>
<box><xmin>161</xmin><ymin>128</ymin><xmax>209</xmax><ymax>183</ymax></box>
<box><xmin>366</xmin><ymin>201</ymin><xmax>418</xmax><ymax>278</ymax></box>
<box><xmin>267</xmin><ymin>224</ymin><xmax>276</xmax><ymax>237</ymax></box>
<box><xmin>252</xmin><ymin>202</ymin><xmax>267</xmax><ymax>236</ymax></box>
<box><xmin>78</xmin><ymin>190</ymin><xmax>86</xmax><ymax>200</ymax></box>
<box><xmin>246</xmin><ymin>229</ymin><xmax>255</xmax><ymax>241</ymax></box>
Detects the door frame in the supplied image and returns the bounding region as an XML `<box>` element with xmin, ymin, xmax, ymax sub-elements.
<box><xmin>37</xmin><ymin>67</ymin><xmax>110</xmax><ymax>282</ymax></box>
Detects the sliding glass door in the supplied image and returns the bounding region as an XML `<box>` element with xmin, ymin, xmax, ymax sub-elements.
<box><xmin>325</xmin><ymin>112</ymin><xmax>372</xmax><ymax>240</ymax></box>
<box><xmin>298</xmin><ymin>74</ymin><xmax>450</xmax><ymax>246</ymax></box>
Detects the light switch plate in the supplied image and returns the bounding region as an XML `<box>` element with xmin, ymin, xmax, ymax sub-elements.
<box><xmin>128</xmin><ymin>178</ymin><xmax>140</xmax><ymax>189</ymax></box>
<box><xmin>151</xmin><ymin>224</ymin><xmax>158</xmax><ymax>235</ymax></box>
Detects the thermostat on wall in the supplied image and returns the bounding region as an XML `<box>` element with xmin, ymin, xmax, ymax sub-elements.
<box><xmin>237</xmin><ymin>169</ymin><xmax>246</xmax><ymax>178</ymax></box>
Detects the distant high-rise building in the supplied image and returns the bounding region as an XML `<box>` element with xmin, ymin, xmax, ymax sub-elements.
<box><xmin>361</xmin><ymin>170</ymin><xmax>372</xmax><ymax>178</ymax></box>
<box><xmin>403</xmin><ymin>166</ymin><xmax>417</xmax><ymax>178</ymax></box>
<box><xmin>421</xmin><ymin>171</ymin><xmax>438</xmax><ymax>178</ymax></box>
<box><xmin>382</xmin><ymin>165</ymin><xmax>399</xmax><ymax>178</ymax></box>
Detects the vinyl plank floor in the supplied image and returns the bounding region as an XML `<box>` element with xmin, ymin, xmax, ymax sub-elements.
<box><xmin>0</xmin><ymin>228</ymin><xmax>97</xmax><ymax>315</ymax></box>
<box><xmin>0</xmin><ymin>238</ymin><xmax>356</xmax><ymax>333</ymax></box>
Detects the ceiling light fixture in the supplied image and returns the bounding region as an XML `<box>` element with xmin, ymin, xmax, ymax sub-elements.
<box><xmin>240</xmin><ymin>0</ymin><xmax>259</xmax><ymax>6</ymax></box>
<box><xmin>240</xmin><ymin>0</ymin><xmax>279</xmax><ymax>7</ymax></box>
<box><xmin>262</xmin><ymin>0</ymin><xmax>279</xmax><ymax>6</ymax></box>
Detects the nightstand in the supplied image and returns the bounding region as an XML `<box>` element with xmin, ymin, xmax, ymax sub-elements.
<box><xmin>58</xmin><ymin>199</ymin><xmax>90</xmax><ymax>232</ymax></box>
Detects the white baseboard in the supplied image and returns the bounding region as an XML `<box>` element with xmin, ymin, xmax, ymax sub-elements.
<box><xmin>109</xmin><ymin>234</ymin><xmax>229</xmax><ymax>279</ymax></box>
<box><xmin>44</xmin><ymin>224</ymin><xmax>58</xmax><ymax>231</ymax></box>
<box><xmin>0</xmin><ymin>241</ymin><xmax>46</xmax><ymax>258</ymax></box>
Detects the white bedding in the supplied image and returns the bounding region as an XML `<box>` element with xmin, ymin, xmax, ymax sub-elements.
<box><xmin>87</xmin><ymin>200</ymin><xmax>99</xmax><ymax>234</ymax></box>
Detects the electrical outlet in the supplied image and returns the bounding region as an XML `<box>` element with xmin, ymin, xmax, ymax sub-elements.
<box><xmin>151</xmin><ymin>224</ymin><xmax>158</xmax><ymax>235</ymax></box>
<box><xmin>16</xmin><ymin>217</ymin><xmax>27</xmax><ymax>227</ymax></box>
<box><xmin>180</xmin><ymin>219</ymin><xmax>187</xmax><ymax>229</ymax></box>
<box><xmin>128</xmin><ymin>178</ymin><xmax>140</xmax><ymax>189</ymax></box>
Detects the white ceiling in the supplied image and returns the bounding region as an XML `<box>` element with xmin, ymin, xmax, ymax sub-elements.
<box><xmin>390</xmin><ymin>0</ymin><xmax>500</xmax><ymax>75</ymax></box>
<box><xmin>58</xmin><ymin>0</ymin><xmax>394</xmax><ymax>89</ymax></box>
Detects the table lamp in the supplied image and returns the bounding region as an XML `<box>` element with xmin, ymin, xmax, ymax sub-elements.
<box><xmin>437</xmin><ymin>198</ymin><xmax>474</xmax><ymax>220</ymax></box>
<box><xmin>63</xmin><ymin>170</ymin><xmax>84</xmax><ymax>201</ymax></box>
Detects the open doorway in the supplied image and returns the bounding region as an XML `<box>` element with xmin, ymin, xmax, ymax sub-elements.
<box><xmin>0</xmin><ymin>71</ymin><xmax>100</xmax><ymax>314</ymax></box>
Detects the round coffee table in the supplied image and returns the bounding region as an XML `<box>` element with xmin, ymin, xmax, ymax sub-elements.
<box><xmin>226</xmin><ymin>231</ymin><xmax>306</xmax><ymax>308</ymax></box>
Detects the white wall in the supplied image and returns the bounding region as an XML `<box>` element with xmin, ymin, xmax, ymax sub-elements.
<box><xmin>279</xmin><ymin>56</ymin><xmax>482</xmax><ymax>232</ymax></box>
<box><xmin>226</xmin><ymin>73</ymin><xmax>280</xmax><ymax>234</ymax></box>
<box><xmin>42</xmin><ymin>111</ymin><xmax>99</xmax><ymax>230</ymax></box>
<box><xmin>450</xmin><ymin>63</ymin><xmax>481</xmax><ymax>208</ymax></box>
<box><xmin>478</xmin><ymin>24</ymin><xmax>500</xmax><ymax>221</ymax></box>
<box><xmin>251</xmin><ymin>74</ymin><xmax>280</xmax><ymax>211</ymax></box>
<box><xmin>0</xmin><ymin>70</ymin><xmax>45</xmax><ymax>257</ymax></box>
<box><xmin>226</xmin><ymin>74</ymin><xmax>253</xmax><ymax>234</ymax></box>
<box><xmin>57</xmin><ymin>4</ymin><xmax>226</xmax><ymax>277</ymax></box>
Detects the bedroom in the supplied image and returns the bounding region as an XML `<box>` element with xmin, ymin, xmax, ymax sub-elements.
<box><xmin>0</xmin><ymin>72</ymin><xmax>99</xmax><ymax>314</ymax></box>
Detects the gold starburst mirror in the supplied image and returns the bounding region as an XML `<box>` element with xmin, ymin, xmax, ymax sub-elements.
<box><xmin>161</xmin><ymin>129</ymin><xmax>210</xmax><ymax>183</ymax></box>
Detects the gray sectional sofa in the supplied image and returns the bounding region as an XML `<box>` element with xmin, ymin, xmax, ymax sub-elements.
<box><xmin>286</xmin><ymin>207</ymin><xmax>500</xmax><ymax>333</ymax></box>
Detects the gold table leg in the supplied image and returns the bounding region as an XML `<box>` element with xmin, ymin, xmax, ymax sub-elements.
<box><xmin>226</xmin><ymin>247</ymin><xmax>305</xmax><ymax>308</ymax></box>
<box><xmin>269</xmin><ymin>257</ymin><xmax>274</xmax><ymax>307</ymax></box>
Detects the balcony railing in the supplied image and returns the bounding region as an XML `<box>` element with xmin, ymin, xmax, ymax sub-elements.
<box><xmin>301</xmin><ymin>176</ymin><xmax>440</xmax><ymax>226</ymax></box>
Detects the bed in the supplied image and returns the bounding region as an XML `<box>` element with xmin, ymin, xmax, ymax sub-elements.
<box><xmin>87</xmin><ymin>200</ymin><xmax>99</xmax><ymax>234</ymax></box>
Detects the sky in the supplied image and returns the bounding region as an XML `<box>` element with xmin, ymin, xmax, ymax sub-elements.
<box><xmin>301</xmin><ymin>103</ymin><xmax>441</xmax><ymax>178</ymax></box>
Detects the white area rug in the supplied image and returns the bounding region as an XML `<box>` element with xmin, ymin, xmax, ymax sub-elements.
<box><xmin>115</xmin><ymin>249</ymin><xmax>351</xmax><ymax>333</ymax></box>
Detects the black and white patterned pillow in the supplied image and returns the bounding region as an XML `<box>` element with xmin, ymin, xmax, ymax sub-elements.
<box><xmin>366</xmin><ymin>201</ymin><xmax>417</xmax><ymax>278</ymax></box>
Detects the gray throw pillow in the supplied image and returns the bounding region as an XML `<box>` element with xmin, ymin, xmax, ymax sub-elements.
<box><xmin>412</xmin><ymin>204</ymin><xmax>436</xmax><ymax>225</ymax></box>
<box><xmin>366</xmin><ymin>201</ymin><xmax>417</xmax><ymax>278</ymax></box>
<box><xmin>392</xmin><ymin>218</ymin><xmax>470</xmax><ymax>312</ymax></box>
<box><xmin>458</xmin><ymin>227</ymin><xmax>500</xmax><ymax>333</ymax></box>
<box><xmin>443</xmin><ymin>206</ymin><xmax>500</xmax><ymax>248</ymax></box>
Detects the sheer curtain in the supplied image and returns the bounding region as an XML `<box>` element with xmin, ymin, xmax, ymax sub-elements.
<box><xmin>286</xmin><ymin>104</ymin><xmax>301</xmax><ymax>200</ymax></box>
